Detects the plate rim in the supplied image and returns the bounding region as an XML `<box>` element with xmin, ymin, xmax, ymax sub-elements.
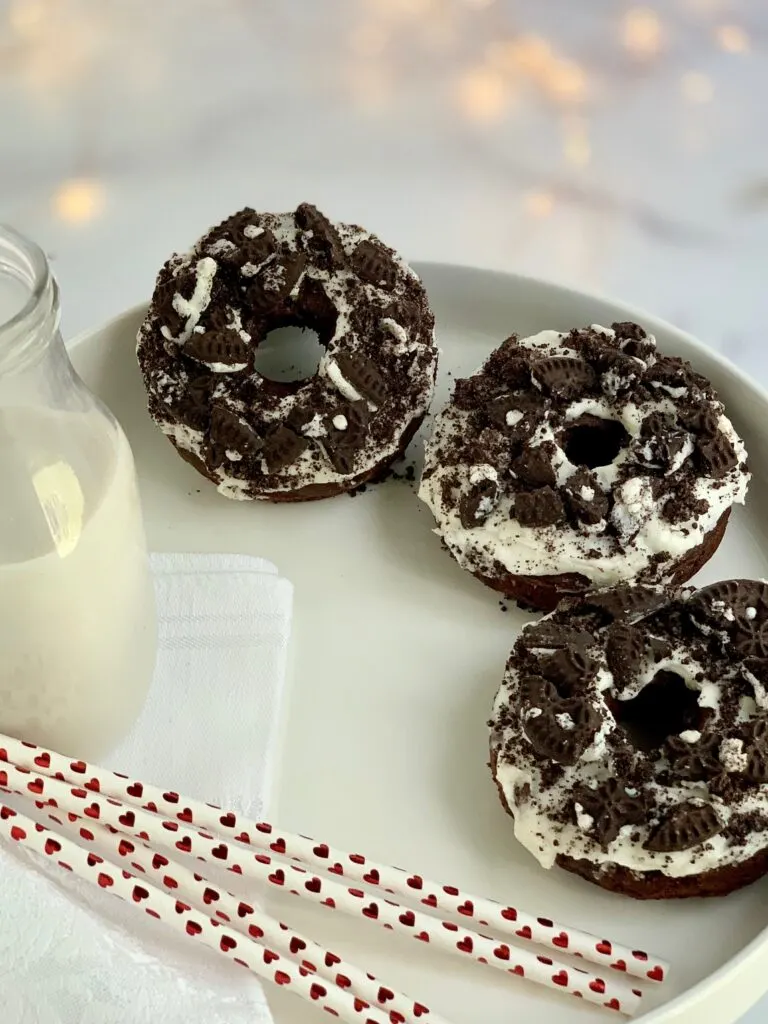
<box><xmin>69</xmin><ymin>260</ymin><xmax>768</xmax><ymax>416</ymax></box>
<box><xmin>68</xmin><ymin>263</ymin><xmax>768</xmax><ymax>1024</ymax></box>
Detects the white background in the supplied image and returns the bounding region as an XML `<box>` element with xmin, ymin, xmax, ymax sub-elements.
<box><xmin>1</xmin><ymin>1</ymin><xmax>767</xmax><ymax>1020</ymax></box>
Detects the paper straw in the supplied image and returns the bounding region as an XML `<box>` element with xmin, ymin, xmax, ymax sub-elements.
<box><xmin>1</xmin><ymin>734</ymin><xmax>666</xmax><ymax>982</ymax></box>
<box><xmin>0</xmin><ymin>747</ymin><xmax>641</xmax><ymax>1016</ymax></box>
<box><xmin>0</xmin><ymin>801</ymin><xmax>394</xmax><ymax>1024</ymax></box>
<box><xmin>35</xmin><ymin>801</ymin><xmax>449</xmax><ymax>1024</ymax></box>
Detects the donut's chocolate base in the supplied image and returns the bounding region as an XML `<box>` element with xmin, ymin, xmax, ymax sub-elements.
<box><xmin>489</xmin><ymin>746</ymin><xmax>768</xmax><ymax>900</ymax></box>
<box><xmin>167</xmin><ymin>410</ymin><xmax>426</xmax><ymax>502</ymax></box>
<box><xmin>554</xmin><ymin>847</ymin><xmax>768</xmax><ymax>900</ymax></box>
<box><xmin>472</xmin><ymin>508</ymin><xmax>731</xmax><ymax>612</ymax></box>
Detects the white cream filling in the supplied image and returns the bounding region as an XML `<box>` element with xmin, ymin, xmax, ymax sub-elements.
<box><xmin>206</xmin><ymin>238</ymin><xmax>236</xmax><ymax>256</ymax></box>
<box><xmin>506</xmin><ymin>409</ymin><xmax>524</xmax><ymax>427</ymax></box>
<box><xmin>679</xmin><ymin>730</ymin><xmax>701</xmax><ymax>743</ymax></box>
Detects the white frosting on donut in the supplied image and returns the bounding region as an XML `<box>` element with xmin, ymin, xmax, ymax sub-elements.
<box><xmin>491</xmin><ymin>595</ymin><xmax>768</xmax><ymax>879</ymax></box>
<box><xmin>720</xmin><ymin>738</ymin><xmax>748</xmax><ymax>773</ymax></box>
<box><xmin>494</xmin><ymin>751</ymin><xmax>761</xmax><ymax>877</ymax></box>
<box><xmin>419</xmin><ymin>326</ymin><xmax>749</xmax><ymax>586</ymax></box>
<box><xmin>160</xmin><ymin>256</ymin><xmax>217</xmax><ymax>344</ymax></box>
<box><xmin>139</xmin><ymin>210</ymin><xmax>438</xmax><ymax>498</ymax></box>
<box><xmin>321</xmin><ymin>355</ymin><xmax>364</xmax><ymax>404</ymax></box>
<box><xmin>302</xmin><ymin>413</ymin><xmax>326</xmax><ymax>438</ymax></box>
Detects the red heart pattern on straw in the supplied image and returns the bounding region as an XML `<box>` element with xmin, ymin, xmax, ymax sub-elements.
<box><xmin>25</xmin><ymin>745</ymin><xmax>663</xmax><ymax>991</ymax></box>
<box><xmin>2</xmin><ymin>788</ymin><xmax>448</xmax><ymax>1022</ymax></box>
<box><xmin>0</xmin><ymin>733</ymin><xmax>658</xmax><ymax>1017</ymax></box>
<box><xmin>0</xmin><ymin>803</ymin><xmax>421</xmax><ymax>1024</ymax></box>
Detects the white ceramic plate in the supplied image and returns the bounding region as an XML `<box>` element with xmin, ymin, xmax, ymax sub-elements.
<box><xmin>71</xmin><ymin>265</ymin><xmax>768</xmax><ymax>1024</ymax></box>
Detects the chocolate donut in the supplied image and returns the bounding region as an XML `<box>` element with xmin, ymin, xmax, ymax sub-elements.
<box><xmin>136</xmin><ymin>205</ymin><xmax>437</xmax><ymax>500</ymax></box>
<box><xmin>419</xmin><ymin>322</ymin><xmax>749</xmax><ymax>610</ymax></box>
<box><xmin>489</xmin><ymin>580</ymin><xmax>768</xmax><ymax>899</ymax></box>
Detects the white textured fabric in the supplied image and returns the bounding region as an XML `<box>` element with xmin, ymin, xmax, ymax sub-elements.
<box><xmin>0</xmin><ymin>553</ymin><xmax>292</xmax><ymax>1024</ymax></box>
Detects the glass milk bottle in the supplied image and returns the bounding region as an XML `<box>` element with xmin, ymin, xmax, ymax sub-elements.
<box><xmin>0</xmin><ymin>226</ymin><xmax>156</xmax><ymax>759</ymax></box>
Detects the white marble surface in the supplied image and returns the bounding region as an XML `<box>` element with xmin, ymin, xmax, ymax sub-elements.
<box><xmin>1</xmin><ymin>0</ymin><xmax>767</xmax><ymax>1019</ymax></box>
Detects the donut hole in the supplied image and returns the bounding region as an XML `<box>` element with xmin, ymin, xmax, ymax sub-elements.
<box><xmin>563</xmin><ymin>415</ymin><xmax>630</xmax><ymax>469</ymax></box>
<box><xmin>614</xmin><ymin>670</ymin><xmax>703</xmax><ymax>752</ymax></box>
<box><xmin>252</xmin><ymin>323</ymin><xmax>326</xmax><ymax>386</ymax></box>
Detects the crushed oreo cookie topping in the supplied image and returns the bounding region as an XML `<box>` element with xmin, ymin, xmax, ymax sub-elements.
<box><xmin>185</xmin><ymin>330</ymin><xmax>250</xmax><ymax>370</ymax></box>
<box><xmin>420</xmin><ymin>323</ymin><xmax>749</xmax><ymax>593</ymax></box>
<box><xmin>490</xmin><ymin>578</ymin><xmax>768</xmax><ymax>886</ymax></box>
<box><xmin>605</xmin><ymin>622</ymin><xmax>645</xmax><ymax>686</ymax></box>
<box><xmin>573</xmin><ymin>779</ymin><xmax>648</xmax><ymax>848</ymax></box>
<box><xmin>644</xmin><ymin>801</ymin><xmax>723</xmax><ymax>853</ymax></box>
<box><xmin>137</xmin><ymin>204</ymin><xmax>438</xmax><ymax>499</ymax></box>
<box><xmin>539</xmin><ymin>645</ymin><xmax>598</xmax><ymax>694</ymax></box>
<box><xmin>210</xmin><ymin>406</ymin><xmax>262</xmax><ymax>456</ymax></box>
<box><xmin>532</xmin><ymin>356</ymin><xmax>597</xmax><ymax>399</ymax></box>
<box><xmin>514</xmin><ymin>486</ymin><xmax>565</xmax><ymax>528</ymax></box>
<box><xmin>665</xmin><ymin>732</ymin><xmax>721</xmax><ymax>781</ymax></box>
<box><xmin>524</xmin><ymin>695</ymin><xmax>601</xmax><ymax>766</ymax></box>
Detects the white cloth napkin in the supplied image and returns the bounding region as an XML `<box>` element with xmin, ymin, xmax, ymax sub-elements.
<box><xmin>0</xmin><ymin>553</ymin><xmax>292</xmax><ymax>1024</ymax></box>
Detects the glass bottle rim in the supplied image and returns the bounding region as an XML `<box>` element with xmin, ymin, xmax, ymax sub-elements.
<box><xmin>0</xmin><ymin>224</ymin><xmax>60</xmax><ymax>371</ymax></box>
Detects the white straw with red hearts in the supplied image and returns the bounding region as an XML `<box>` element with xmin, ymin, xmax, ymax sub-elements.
<box><xmin>0</xmin><ymin>801</ymin><xmax>397</xmax><ymax>1024</ymax></box>
<box><xmin>1</xmin><ymin>760</ymin><xmax>635</xmax><ymax>1016</ymax></box>
<box><xmin>3</xmin><ymin>735</ymin><xmax>666</xmax><ymax>984</ymax></box>
<box><xmin>31</xmin><ymin>799</ymin><xmax>440</xmax><ymax>1024</ymax></box>
<box><xmin>1</xmin><ymin>735</ymin><xmax>647</xmax><ymax>1015</ymax></box>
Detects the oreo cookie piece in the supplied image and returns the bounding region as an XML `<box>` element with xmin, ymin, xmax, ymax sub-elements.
<box><xmin>694</xmin><ymin>432</ymin><xmax>739</xmax><ymax>479</ymax></box>
<box><xmin>605</xmin><ymin>622</ymin><xmax>645</xmax><ymax>687</ymax></box>
<box><xmin>322</xmin><ymin>401</ymin><xmax>371</xmax><ymax>475</ymax></box>
<box><xmin>511</xmin><ymin>445</ymin><xmax>557</xmax><ymax>489</ymax></box>
<box><xmin>523</xmin><ymin>697</ymin><xmax>600</xmax><ymax>766</ymax></box>
<box><xmin>352</xmin><ymin>240</ymin><xmax>398</xmax><ymax>289</ymax></box>
<box><xmin>634</xmin><ymin>430</ymin><xmax>691</xmax><ymax>474</ymax></box>
<box><xmin>517</xmin><ymin>621</ymin><xmax>592</xmax><ymax>652</ymax></box>
<box><xmin>561</xmin><ymin>468</ymin><xmax>607</xmax><ymax>525</ymax></box>
<box><xmin>295</xmin><ymin>202</ymin><xmax>344</xmax><ymax>267</ymax></box>
<box><xmin>262</xmin><ymin>425</ymin><xmax>309</xmax><ymax>473</ymax></box>
<box><xmin>589</xmin><ymin>585</ymin><xmax>666</xmax><ymax>623</ymax></box>
<box><xmin>246</xmin><ymin>252</ymin><xmax>306</xmax><ymax>312</ymax></box>
<box><xmin>531</xmin><ymin>356</ymin><xmax>596</xmax><ymax>400</ymax></box>
<box><xmin>538</xmin><ymin>645</ymin><xmax>598</xmax><ymax>695</ymax></box>
<box><xmin>689</xmin><ymin>580</ymin><xmax>768</xmax><ymax>655</ymax></box>
<box><xmin>210</xmin><ymin>406</ymin><xmax>262</xmax><ymax>456</ymax></box>
<box><xmin>665</xmin><ymin>732</ymin><xmax>722</xmax><ymax>782</ymax></box>
<box><xmin>613</xmin><ymin>321</ymin><xmax>656</xmax><ymax>362</ymax></box>
<box><xmin>459</xmin><ymin>472</ymin><xmax>500</xmax><ymax>528</ymax></box>
<box><xmin>644</xmin><ymin>801</ymin><xmax>723</xmax><ymax>853</ymax></box>
<box><xmin>514</xmin><ymin>486</ymin><xmax>565</xmax><ymax>528</ymax></box>
<box><xmin>518</xmin><ymin>674</ymin><xmax>560</xmax><ymax>708</ymax></box>
<box><xmin>679</xmin><ymin>403</ymin><xmax>720</xmax><ymax>436</ymax></box>
<box><xmin>185</xmin><ymin>330</ymin><xmax>250</xmax><ymax>371</ymax></box>
<box><xmin>335</xmin><ymin>352</ymin><xmax>388</xmax><ymax>407</ymax></box>
<box><xmin>573</xmin><ymin>780</ymin><xmax>649</xmax><ymax>848</ymax></box>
